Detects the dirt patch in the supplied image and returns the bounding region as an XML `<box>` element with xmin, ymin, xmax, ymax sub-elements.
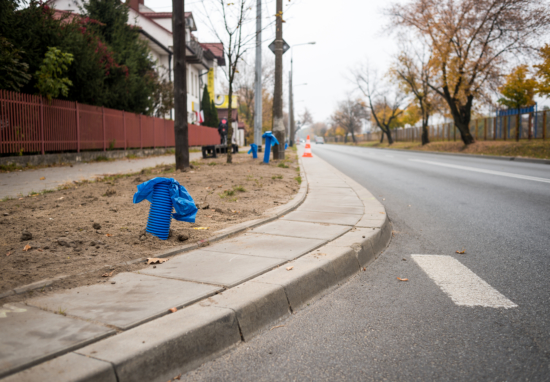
<box><xmin>0</xmin><ymin>151</ymin><xmax>300</xmax><ymax>301</ymax></box>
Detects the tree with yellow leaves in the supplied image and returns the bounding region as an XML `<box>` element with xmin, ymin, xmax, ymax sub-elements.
<box><xmin>534</xmin><ymin>44</ymin><xmax>550</xmax><ymax>97</ymax></box>
<box><xmin>390</xmin><ymin>0</ymin><xmax>550</xmax><ymax>145</ymax></box>
<box><xmin>498</xmin><ymin>65</ymin><xmax>537</xmax><ymax>141</ymax></box>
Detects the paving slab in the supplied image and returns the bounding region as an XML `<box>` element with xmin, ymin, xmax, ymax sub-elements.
<box><xmin>323</xmin><ymin>227</ymin><xmax>379</xmax><ymax>267</ymax></box>
<box><xmin>0</xmin><ymin>303</ymin><xmax>113</xmax><ymax>379</ymax></box>
<box><xmin>26</xmin><ymin>273</ymin><xmax>221</xmax><ymax>330</ymax></box>
<box><xmin>297</xmin><ymin>200</ymin><xmax>364</xmax><ymax>215</ymax></box>
<box><xmin>305</xmin><ymin>194</ymin><xmax>364</xmax><ymax>206</ymax></box>
<box><xmin>205</xmin><ymin>233</ymin><xmax>326</xmax><ymax>260</ymax></box>
<box><xmin>199</xmin><ymin>281</ymin><xmax>290</xmax><ymax>341</ymax></box>
<box><xmin>140</xmin><ymin>250</ymin><xmax>285</xmax><ymax>287</ymax></box>
<box><xmin>75</xmin><ymin>304</ymin><xmax>241</xmax><ymax>382</ymax></box>
<box><xmin>1</xmin><ymin>353</ymin><xmax>116</xmax><ymax>382</ymax></box>
<box><xmin>251</xmin><ymin>220</ymin><xmax>351</xmax><ymax>240</ymax></box>
<box><xmin>282</xmin><ymin>210</ymin><xmax>362</xmax><ymax>226</ymax></box>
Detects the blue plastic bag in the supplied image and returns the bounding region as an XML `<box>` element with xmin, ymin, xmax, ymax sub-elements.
<box><xmin>248</xmin><ymin>143</ymin><xmax>258</xmax><ymax>159</ymax></box>
<box><xmin>262</xmin><ymin>131</ymin><xmax>279</xmax><ymax>164</ymax></box>
<box><xmin>133</xmin><ymin>177</ymin><xmax>198</xmax><ymax>223</ymax></box>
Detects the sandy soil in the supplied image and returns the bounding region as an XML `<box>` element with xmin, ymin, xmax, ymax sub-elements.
<box><xmin>0</xmin><ymin>151</ymin><xmax>300</xmax><ymax>302</ymax></box>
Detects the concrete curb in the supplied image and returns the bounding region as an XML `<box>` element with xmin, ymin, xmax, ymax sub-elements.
<box><xmin>2</xmin><ymin>152</ymin><xmax>391</xmax><ymax>382</ymax></box>
<box><xmin>361</xmin><ymin>146</ymin><xmax>550</xmax><ymax>165</ymax></box>
<box><xmin>0</xmin><ymin>156</ymin><xmax>308</xmax><ymax>300</ymax></box>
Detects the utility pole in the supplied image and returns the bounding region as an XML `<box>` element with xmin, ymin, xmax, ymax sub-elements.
<box><xmin>172</xmin><ymin>0</ymin><xmax>189</xmax><ymax>169</ymax></box>
<box><xmin>289</xmin><ymin>69</ymin><xmax>294</xmax><ymax>146</ymax></box>
<box><xmin>272</xmin><ymin>0</ymin><xmax>284</xmax><ymax>160</ymax></box>
<box><xmin>254</xmin><ymin>0</ymin><xmax>262</xmax><ymax>151</ymax></box>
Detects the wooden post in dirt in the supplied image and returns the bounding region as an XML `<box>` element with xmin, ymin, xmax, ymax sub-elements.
<box><xmin>543</xmin><ymin>111</ymin><xmax>547</xmax><ymax>140</ymax></box>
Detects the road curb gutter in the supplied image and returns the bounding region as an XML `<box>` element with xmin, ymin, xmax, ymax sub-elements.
<box><xmin>1</xmin><ymin>152</ymin><xmax>392</xmax><ymax>382</ymax></box>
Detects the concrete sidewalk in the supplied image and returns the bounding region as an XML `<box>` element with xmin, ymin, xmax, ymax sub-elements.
<box><xmin>0</xmin><ymin>149</ymin><xmax>391</xmax><ymax>382</ymax></box>
<box><xmin>0</xmin><ymin>152</ymin><xmax>201</xmax><ymax>199</ymax></box>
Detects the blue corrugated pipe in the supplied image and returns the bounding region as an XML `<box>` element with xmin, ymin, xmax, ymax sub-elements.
<box><xmin>146</xmin><ymin>182</ymin><xmax>172</xmax><ymax>240</ymax></box>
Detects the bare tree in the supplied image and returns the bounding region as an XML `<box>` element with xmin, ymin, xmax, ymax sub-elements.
<box><xmin>390</xmin><ymin>43</ymin><xmax>439</xmax><ymax>145</ymax></box>
<box><xmin>330</xmin><ymin>98</ymin><xmax>368</xmax><ymax>143</ymax></box>
<box><xmin>355</xmin><ymin>66</ymin><xmax>408</xmax><ymax>144</ymax></box>
<box><xmin>200</xmin><ymin>0</ymin><xmax>255</xmax><ymax>163</ymax></box>
<box><xmin>389</xmin><ymin>0</ymin><xmax>550</xmax><ymax>145</ymax></box>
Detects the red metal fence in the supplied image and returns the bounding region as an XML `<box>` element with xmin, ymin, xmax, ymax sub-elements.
<box><xmin>0</xmin><ymin>89</ymin><xmax>219</xmax><ymax>155</ymax></box>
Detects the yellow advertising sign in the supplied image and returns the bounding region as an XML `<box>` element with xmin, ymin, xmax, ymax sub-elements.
<box><xmin>214</xmin><ymin>95</ymin><xmax>238</xmax><ymax>109</ymax></box>
<box><xmin>207</xmin><ymin>68</ymin><xmax>215</xmax><ymax>98</ymax></box>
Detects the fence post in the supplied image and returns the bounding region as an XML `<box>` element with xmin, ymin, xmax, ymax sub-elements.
<box><xmin>164</xmin><ymin>119</ymin><xmax>167</xmax><ymax>148</ymax></box>
<box><xmin>76</xmin><ymin>102</ymin><xmax>80</xmax><ymax>153</ymax></box>
<box><xmin>504</xmin><ymin>116</ymin><xmax>507</xmax><ymax>140</ymax></box>
<box><xmin>123</xmin><ymin>111</ymin><xmax>127</xmax><ymax>150</ymax></box>
<box><xmin>494</xmin><ymin>117</ymin><xmax>497</xmax><ymax>140</ymax></box>
<box><xmin>528</xmin><ymin>112</ymin><xmax>532</xmax><ymax>140</ymax></box>
<box><xmin>40</xmin><ymin>97</ymin><xmax>45</xmax><ymax>155</ymax></box>
<box><xmin>140</xmin><ymin>114</ymin><xmax>143</xmax><ymax>149</ymax></box>
<box><xmin>543</xmin><ymin>110</ymin><xmax>547</xmax><ymax>140</ymax></box>
<box><xmin>102</xmin><ymin>106</ymin><xmax>106</xmax><ymax>151</ymax></box>
<box><xmin>484</xmin><ymin>118</ymin><xmax>487</xmax><ymax>141</ymax></box>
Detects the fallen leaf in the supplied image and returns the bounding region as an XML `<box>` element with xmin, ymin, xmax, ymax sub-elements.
<box><xmin>169</xmin><ymin>307</ymin><xmax>177</xmax><ymax>313</ymax></box>
<box><xmin>102</xmin><ymin>271</ymin><xmax>114</xmax><ymax>277</ymax></box>
<box><xmin>397</xmin><ymin>277</ymin><xmax>408</xmax><ymax>282</ymax></box>
<box><xmin>456</xmin><ymin>248</ymin><xmax>466</xmax><ymax>254</ymax></box>
<box><xmin>147</xmin><ymin>258</ymin><xmax>168</xmax><ymax>265</ymax></box>
<box><xmin>37</xmin><ymin>249</ymin><xmax>43</xmax><ymax>252</ymax></box>
<box><xmin>379</xmin><ymin>212</ymin><xmax>385</xmax><ymax>214</ymax></box>
<box><xmin>105</xmin><ymin>233</ymin><xmax>113</xmax><ymax>237</ymax></box>
<box><xmin>286</xmin><ymin>266</ymin><xmax>294</xmax><ymax>271</ymax></box>
<box><xmin>270</xmin><ymin>325</ymin><xmax>285</xmax><ymax>331</ymax></box>
<box><xmin>362</xmin><ymin>267</ymin><xmax>366</xmax><ymax>271</ymax></box>
<box><xmin>193</xmin><ymin>227</ymin><xmax>209</xmax><ymax>230</ymax></box>
<box><xmin>23</xmin><ymin>244</ymin><xmax>31</xmax><ymax>251</ymax></box>
<box><xmin>18</xmin><ymin>198</ymin><xmax>23</xmax><ymax>200</ymax></box>
<box><xmin>6</xmin><ymin>252</ymin><xmax>11</xmax><ymax>257</ymax></box>
<box><xmin>40</xmin><ymin>176</ymin><xmax>45</xmax><ymax>180</ymax></box>
<box><xmin>58</xmin><ymin>197</ymin><xmax>64</xmax><ymax>200</ymax></box>
<box><xmin>173</xmin><ymin>373</ymin><xmax>182</xmax><ymax>380</ymax></box>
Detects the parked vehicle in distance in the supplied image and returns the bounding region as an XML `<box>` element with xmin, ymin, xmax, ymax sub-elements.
<box><xmin>315</xmin><ymin>136</ymin><xmax>325</xmax><ymax>144</ymax></box>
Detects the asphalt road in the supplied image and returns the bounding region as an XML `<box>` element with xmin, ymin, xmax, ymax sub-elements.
<box><xmin>182</xmin><ymin>145</ymin><xmax>550</xmax><ymax>381</ymax></box>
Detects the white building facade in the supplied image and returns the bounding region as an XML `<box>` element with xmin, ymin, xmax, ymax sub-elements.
<box><xmin>49</xmin><ymin>0</ymin><xmax>225</xmax><ymax>124</ymax></box>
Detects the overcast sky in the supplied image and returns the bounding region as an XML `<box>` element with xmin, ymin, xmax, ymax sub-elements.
<box><xmin>145</xmin><ymin>0</ymin><xmax>400</xmax><ymax>124</ymax></box>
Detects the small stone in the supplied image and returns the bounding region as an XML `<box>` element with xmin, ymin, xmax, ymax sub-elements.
<box><xmin>111</xmin><ymin>281</ymin><xmax>116</xmax><ymax>284</ymax></box>
<box><xmin>402</xmin><ymin>258</ymin><xmax>407</xmax><ymax>261</ymax></box>
<box><xmin>90</xmin><ymin>241</ymin><xmax>96</xmax><ymax>246</ymax></box>
<box><xmin>110</xmin><ymin>208</ymin><xmax>118</xmax><ymax>213</ymax></box>
<box><xmin>104</xmin><ymin>188</ymin><xmax>116</xmax><ymax>197</ymax></box>
<box><xmin>201</xmin><ymin>203</ymin><xmax>210</xmax><ymax>210</ymax></box>
<box><xmin>362</xmin><ymin>236</ymin><xmax>365</xmax><ymax>238</ymax></box>
<box><xmin>92</xmin><ymin>222</ymin><xmax>101</xmax><ymax>230</ymax></box>
<box><xmin>177</xmin><ymin>234</ymin><xmax>189</xmax><ymax>242</ymax></box>
<box><xmin>3</xmin><ymin>213</ymin><xmax>8</xmax><ymax>217</ymax></box>
<box><xmin>153</xmin><ymin>265</ymin><xmax>156</xmax><ymax>268</ymax></box>
<box><xmin>57</xmin><ymin>237</ymin><xmax>73</xmax><ymax>247</ymax></box>
<box><xmin>20</xmin><ymin>230</ymin><xmax>32</xmax><ymax>241</ymax></box>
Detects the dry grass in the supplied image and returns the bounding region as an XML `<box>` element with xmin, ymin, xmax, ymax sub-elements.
<box><xmin>334</xmin><ymin>140</ymin><xmax>550</xmax><ymax>160</ymax></box>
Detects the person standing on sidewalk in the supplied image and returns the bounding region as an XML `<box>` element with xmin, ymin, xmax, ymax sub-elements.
<box><xmin>218</xmin><ymin>119</ymin><xmax>228</xmax><ymax>145</ymax></box>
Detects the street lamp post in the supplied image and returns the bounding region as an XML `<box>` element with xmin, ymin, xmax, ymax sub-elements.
<box><xmin>288</xmin><ymin>83</ymin><xmax>306</xmax><ymax>139</ymax></box>
<box><xmin>289</xmin><ymin>42</ymin><xmax>315</xmax><ymax>147</ymax></box>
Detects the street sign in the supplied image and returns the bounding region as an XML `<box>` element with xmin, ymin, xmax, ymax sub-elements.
<box><xmin>268</xmin><ymin>39</ymin><xmax>290</xmax><ymax>55</ymax></box>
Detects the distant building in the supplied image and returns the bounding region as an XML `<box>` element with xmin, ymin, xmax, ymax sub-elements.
<box><xmin>49</xmin><ymin>0</ymin><xmax>225</xmax><ymax>123</ymax></box>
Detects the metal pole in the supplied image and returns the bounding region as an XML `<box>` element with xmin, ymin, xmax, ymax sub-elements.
<box><xmin>272</xmin><ymin>0</ymin><xmax>284</xmax><ymax>160</ymax></box>
<box><xmin>288</xmin><ymin>68</ymin><xmax>292</xmax><ymax>145</ymax></box>
<box><xmin>76</xmin><ymin>102</ymin><xmax>80</xmax><ymax>153</ymax></box>
<box><xmin>254</xmin><ymin>0</ymin><xmax>263</xmax><ymax>150</ymax></box>
<box><xmin>172</xmin><ymin>0</ymin><xmax>189</xmax><ymax>169</ymax></box>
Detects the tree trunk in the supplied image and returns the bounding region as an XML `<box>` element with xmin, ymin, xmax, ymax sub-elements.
<box><xmin>172</xmin><ymin>0</ymin><xmax>189</xmax><ymax>170</ymax></box>
<box><xmin>227</xmin><ymin>84</ymin><xmax>233</xmax><ymax>164</ymax></box>
<box><xmin>443</xmin><ymin>91</ymin><xmax>475</xmax><ymax>145</ymax></box>
<box><xmin>516</xmin><ymin>113</ymin><xmax>520</xmax><ymax>142</ymax></box>
<box><xmin>386</xmin><ymin>129</ymin><xmax>394</xmax><ymax>145</ymax></box>
<box><xmin>421</xmin><ymin>118</ymin><xmax>430</xmax><ymax>145</ymax></box>
<box><xmin>272</xmin><ymin>0</ymin><xmax>284</xmax><ymax>160</ymax></box>
<box><xmin>350</xmin><ymin>130</ymin><xmax>357</xmax><ymax>143</ymax></box>
<box><xmin>379</xmin><ymin>131</ymin><xmax>384</xmax><ymax>143</ymax></box>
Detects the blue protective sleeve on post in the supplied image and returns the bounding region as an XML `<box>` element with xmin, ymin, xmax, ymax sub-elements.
<box><xmin>133</xmin><ymin>177</ymin><xmax>198</xmax><ymax>223</ymax></box>
<box><xmin>248</xmin><ymin>143</ymin><xmax>258</xmax><ymax>159</ymax></box>
<box><xmin>285</xmin><ymin>142</ymin><xmax>288</xmax><ymax>150</ymax></box>
<box><xmin>262</xmin><ymin>131</ymin><xmax>279</xmax><ymax>164</ymax></box>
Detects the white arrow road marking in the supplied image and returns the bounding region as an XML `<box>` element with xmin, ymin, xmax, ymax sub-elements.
<box><xmin>411</xmin><ymin>255</ymin><xmax>517</xmax><ymax>308</ymax></box>
<box><xmin>408</xmin><ymin>159</ymin><xmax>550</xmax><ymax>184</ymax></box>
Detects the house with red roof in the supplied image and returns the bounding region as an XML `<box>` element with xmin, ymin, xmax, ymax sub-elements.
<box><xmin>49</xmin><ymin>0</ymin><xmax>225</xmax><ymax>123</ymax></box>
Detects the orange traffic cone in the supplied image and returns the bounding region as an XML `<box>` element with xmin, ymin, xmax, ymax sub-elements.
<box><xmin>302</xmin><ymin>135</ymin><xmax>313</xmax><ymax>158</ymax></box>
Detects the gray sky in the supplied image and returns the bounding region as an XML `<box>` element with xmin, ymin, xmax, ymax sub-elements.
<box><xmin>145</xmin><ymin>0</ymin><xmax>399</xmax><ymax>124</ymax></box>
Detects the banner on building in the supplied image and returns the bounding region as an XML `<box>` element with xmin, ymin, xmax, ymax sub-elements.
<box><xmin>214</xmin><ymin>95</ymin><xmax>238</xmax><ymax>109</ymax></box>
<box><xmin>207</xmin><ymin>68</ymin><xmax>215</xmax><ymax>98</ymax></box>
